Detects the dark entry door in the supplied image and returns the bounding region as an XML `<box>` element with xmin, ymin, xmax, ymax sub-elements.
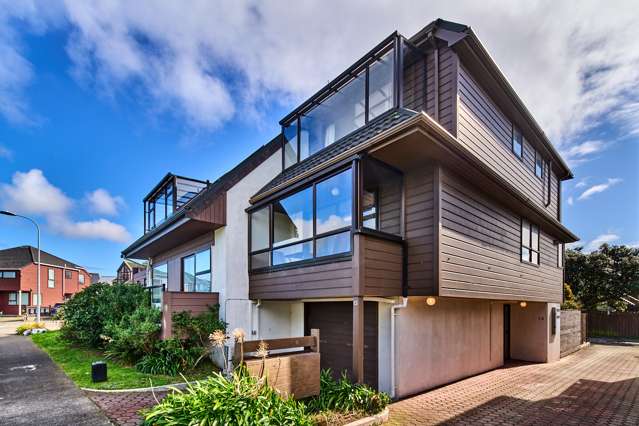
<box><xmin>503</xmin><ymin>304</ymin><xmax>511</xmax><ymax>361</ymax></box>
<box><xmin>304</xmin><ymin>301</ymin><xmax>378</xmax><ymax>389</ymax></box>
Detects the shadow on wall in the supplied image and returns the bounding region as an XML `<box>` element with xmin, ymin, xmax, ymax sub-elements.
<box><xmin>445</xmin><ymin>377</ymin><xmax>638</xmax><ymax>424</ymax></box>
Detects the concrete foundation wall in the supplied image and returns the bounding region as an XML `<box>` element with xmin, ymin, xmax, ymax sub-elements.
<box><xmin>395</xmin><ymin>297</ymin><xmax>504</xmax><ymax>398</ymax></box>
<box><xmin>510</xmin><ymin>302</ymin><xmax>560</xmax><ymax>362</ymax></box>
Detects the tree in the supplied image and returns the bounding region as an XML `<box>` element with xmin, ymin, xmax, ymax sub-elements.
<box><xmin>565</xmin><ymin>244</ymin><xmax>639</xmax><ymax>312</ymax></box>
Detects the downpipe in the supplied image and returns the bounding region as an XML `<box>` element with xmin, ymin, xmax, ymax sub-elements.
<box><xmin>391</xmin><ymin>297</ymin><xmax>408</xmax><ymax>399</ymax></box>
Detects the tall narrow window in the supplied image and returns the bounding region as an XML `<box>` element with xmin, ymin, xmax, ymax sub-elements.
<box><xmin>283</xmin><ymin>121</ymin><xmax>298</xmax><ymax>169</ymax></box>
<box><xmin>65</xmin><ymin>270</ymin><xmax>72</xmax><ymax>280</ymax></box>
<box><xmin>79</xmin><ymin>273</ymin><xmax>85</xmax><ymax>285</ymax></box>
<box><xmin>535</xmin><ymin>152</ymin><xmax>543</xmax><ymax>178</ymax></box>
<box><xmin>521</xmin><ymin>219</ymin><xmax>540</xmax><ymax>265</ymax></box>
<box><xmin>315</xmin><ymin>169</ymin><xmax>353</xmax><ymax>257</ymax></box>
<box><xmin>8</xmin><ymin>292</ymin><xmax>17</xmax><ymax>305</ymax></box>
<box><xmin>546</xmin><ymin>162</ymin><xmax>552</xmax><ymax>206</ymax></box>
<box><xmin>362</xmin><ymin>190</ymin><xmax>378</xmax><ymax>230</ymax></box>
<box><xmin>182</xmin><ymin>248</ymin><xmax>212</xmax><ymax>292</ymax></box>
<box><xmin>250</xmin><ymin>206</ymin><xmax>271</xmax><ymax>270</ymax></box>
<box><xmin>512</xmin><ymin>126</ymin><xmax>523</xmax><ymax>159</ymax></box>
<box><xmin>48</xmin><ymin>268</ymin><xmax>55</xmax><ymax>288</ymax></box>
<box><xmin>272</xmin><ymin>187</ymin><xmax>313</xmax><ymax>265</ymax></box>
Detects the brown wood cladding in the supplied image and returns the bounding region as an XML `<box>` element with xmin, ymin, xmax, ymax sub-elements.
<box><xmin>439</xmin><ymin>168</ymin><xmax>563</xmax><ymax>302</ymax></box>
<box><xmin>405</xmin><ymin>165</ymin><xmax>436</xmax><ymax>295</ymax></box>
<box><xmin>249</xmin><ymin>260</ymin><xmax>354</xmax><ymax>299</ymax></box>
<box><xmin>358</xmin><ymin>233</ymin><xmax>403</xmax><ymax>297</ymax></box>
<box><xmin>457</xmin><ymin>65</ymin><xmax>559</xmax><ymax>219</ymax></box>
<box><xmin>187</xmin><ymin>193</ymin><xmax>226</xmax><ymax>225</ymax></box>
<box><xmin>438</xmin><ymin>47</ymin><xmax>458</xmax><ymax>135</ymax></box>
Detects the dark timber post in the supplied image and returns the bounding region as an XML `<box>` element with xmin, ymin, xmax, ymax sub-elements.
<box><xmin>352</xmin><ymin>296</ymin><xmax>365</xmax><ymax>384</ymax></box>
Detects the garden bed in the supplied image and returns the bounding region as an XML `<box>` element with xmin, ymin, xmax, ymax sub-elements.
<box><xmin>31</xmin><ymin>331</ymin><xmax>213</xmax><ymax>390</ymax></box>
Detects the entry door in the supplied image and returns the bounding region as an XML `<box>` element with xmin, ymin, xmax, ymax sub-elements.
<box><xmin>304</xmin><ymin>301</ymin><xmax>378</xmax><ymax>389</ymax></box>
<box><xmin>503</xmin><ymin>304</ymin><xmax>511</xmax><ymax>361</ymax></box>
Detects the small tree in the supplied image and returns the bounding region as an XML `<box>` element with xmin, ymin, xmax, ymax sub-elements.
<box><xmin>561</xmin><ymin>283</ymin><xmax>581</xmax><ymax>310</ymax></box>
<box><xmin>565</xmin><ymin>244</ymin><xmax>639</xmax><ymax>312</ymax></box>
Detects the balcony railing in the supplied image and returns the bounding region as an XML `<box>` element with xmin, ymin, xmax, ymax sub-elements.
<box><xmin>144</xmin><ymin>174</ymin><xmax>209</xmax><ymax>233</ymax></box>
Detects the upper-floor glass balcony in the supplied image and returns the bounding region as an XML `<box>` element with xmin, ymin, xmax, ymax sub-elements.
<box><xmin>280</xmin><ymin>32</ymin><xmax>426</xmax><ymax>169</ymax></box>
<box><xmin>144</xmin><ymin>173</ymin><xmax>209</xmax><ymax>233</ymax></box>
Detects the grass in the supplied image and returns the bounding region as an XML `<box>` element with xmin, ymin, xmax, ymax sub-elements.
<box><xmin>31</xmin><ymin>331</ymin><xmax>214</xmax><ymax>390</ymax></box>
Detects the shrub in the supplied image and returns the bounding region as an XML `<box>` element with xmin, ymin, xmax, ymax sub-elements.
<box><xmin>307</xmin><ymin>370</ymin><xmax>391</xmax><ymax>415</ymax></box>
<box><xmin>172</xmin><ymin>305</ymin><xmax>226</xmax><ymax>347</ymax></box>
<box><xmin>143</xmin><ymin>370</ymin><xmax>312</xmax><ymax>425</ymax></box>
<box><xmin>561</xmin><ymin>283</ymin><xmax>582</xmax><ymax>310</ymax></box>
<box><xmin>61</xmin><ymin>283</ymin><xmax>150</xmax><ymax>347</ymax></box>
<box><xmin>103</xmin><ymin>304</ymin><xmax>162</xmax><ymax>364</ymax></box>
<box><xmin>136</xmin><ymin>339</ymin><xmax>200</xmax><ymax>376</ymax></box>
<box><xmin>16</xmin><ymin>322</ymin><xmax>45</xmax><ymax>335</ymax></box>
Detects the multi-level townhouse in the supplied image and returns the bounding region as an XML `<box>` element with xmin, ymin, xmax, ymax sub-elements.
<box><xmin>123</xmin><ymin>19</ymin><xmax>577</xmax><ymax>398</ymax></box>
<box><xmin>114</xmin><ymin>259</ymin><xmax>147</xmax><ymax>285</ymax></box>
<box><xmin>0</xmin><ymin>246</ymin><xmax>91</xmax><ymax>315</ymax></box>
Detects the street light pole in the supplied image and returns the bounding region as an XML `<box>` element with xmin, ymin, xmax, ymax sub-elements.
<box><xmin>1</xmin><ymin>211</ymin><xmax>41</xmax><ymax>322</ymax></box>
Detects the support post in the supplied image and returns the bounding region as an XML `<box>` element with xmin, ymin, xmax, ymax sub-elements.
<box><xmin>18</xmin><ymin>290</ymin><xmax>22</xmax><ymax>317</ymax></box>
<box><xmin>352</xmin><ymin>296</ymin><xmax>365</xmax><ymax>384</ymax></box>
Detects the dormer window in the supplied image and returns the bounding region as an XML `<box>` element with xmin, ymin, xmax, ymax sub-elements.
<box><xmin>512</xmin><ymin>126</ymin><xmax>523</xmax><ymax>159</ymax></box>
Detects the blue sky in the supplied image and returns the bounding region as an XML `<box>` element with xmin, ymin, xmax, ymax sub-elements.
<box><xmin>0</xmin><ymin>2</ymin><xmax>637</xmax><ymax>275</ymax></box>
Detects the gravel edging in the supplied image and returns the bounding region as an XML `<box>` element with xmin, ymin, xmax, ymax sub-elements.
<box><xmin>344</xmin><ymin>408</ymin><xmax>389</xmax><ymax>426</ymax></box>
<box><xmin>82</xmin><ymin>382</ymin><xmax>189</xmax><ymax>393</ymax></box>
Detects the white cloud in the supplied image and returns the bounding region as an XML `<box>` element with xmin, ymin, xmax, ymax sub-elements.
<box><xmin>574</xmin><ymin>179</ymin><xmax>588</xmax><ymax>188</ymax></box>
<box><xmin>561</xmin><ymin>140</ymin><xmax>607</xmax><ymax>167</ymax></box>
<box><xmin>578</xmin><ymin>178</ymin><xmax>622</xmax><ymax>201</ymax></box>
<box><xmin>0</xmin><ymin>1</ymin><xmax>637</xmax><ymax>148</ymax></box>
<box><xmin>86</xmin><ymin>188</ymin><xmax>125</xmax><ymax>216</ymax></box>
<box><xmin>585</xmin><ymin>233</ymin><xmax>619</xmax><ymax>252</ymax></box>
<box><xmin>0</xmin><ymin>169</ymin><xmax>131</xmax><ymax>243</ymax></box>
<box><xmin>628</xmin><ymin>241</ymin><xmax>639</xmax><ymax>248</ymax></box>
<box><xmin>567</xmin><ymin>196</ymin><xmax>574</xmax><ymax>206</ymax></box>
<box><xmin>0</xmin><ymin>145</ymin><xmax>12</xmax><ymax>160</ymax></box>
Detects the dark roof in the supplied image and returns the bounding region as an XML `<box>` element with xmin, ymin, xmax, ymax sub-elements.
<box><xmin>253</xmin><ymin>108</ymin><xmax>416</xmax><ymax>200</ymax></box>
<box><xmin>0</xmin><ymin>246</ymin><xmax>84</xmax><ymax>270</ymax></box>
<box><xmin>122</xmin><ymin>134</ymin><xmax>282</xmax><ymax>258</ymax></box>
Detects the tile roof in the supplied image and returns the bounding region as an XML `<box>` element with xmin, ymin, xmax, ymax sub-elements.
<box><xmin>0</xmin><ymin>246</ymin><xmax>84</xmax><ymax>270</ymax></box>
<box><xmin>254</xmin><ymin>108</ymin><xmax>417</xmax><ymax>199</ymax></box>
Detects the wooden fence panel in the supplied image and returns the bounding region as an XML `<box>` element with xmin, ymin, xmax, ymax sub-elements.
<box><xmin>588</xmin><ymin>311</ymin><xmax>639</xmax><ymax>338</ymax></box>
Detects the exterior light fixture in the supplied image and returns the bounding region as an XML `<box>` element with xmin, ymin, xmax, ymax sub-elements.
<box><xmin>426</xmin><ymin>297</ymin><xmax>437</xmax><ymax>306</ymax></box>
<box><xmin>519</xmin><ymin>301</ymin><xmax>527</xmax><ymax>308</ymax></box>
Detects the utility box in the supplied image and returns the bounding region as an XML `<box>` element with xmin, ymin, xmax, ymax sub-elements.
<box><xmin>92</xmin><ymin>361</ymin><xmax>107</xmax><ymax>383</ymax></box>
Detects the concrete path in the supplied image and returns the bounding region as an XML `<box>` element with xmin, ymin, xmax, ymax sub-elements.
<box><xmin>0</xmin><ymin>334</ymin><xmax>112</xmax><ymax>425</ymax></box>
<box><xmin>389</xmin><ymin>344</ymin><xmax>639</xmax><ymax>425</ymax></box>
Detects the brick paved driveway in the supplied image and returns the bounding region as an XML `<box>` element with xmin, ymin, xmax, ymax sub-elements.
<box><xmin>389</xmin><ymin>344</ymin><xmax>639</xmax><ymax>425</ymax></box>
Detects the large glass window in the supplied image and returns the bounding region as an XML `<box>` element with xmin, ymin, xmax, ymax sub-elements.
<box><xmin>315</xmin><ymin>169</ymin><xmax>353</xmax><ymax>234</ymax></box>
<box><xmin>250</xmin><ymin>168</ymin><xmax>354</xmax><ymax>270</ymax></box>
<box><xmin>368</xmin><ymin>50</ymin><xmax>394</xmax><ymax>120</ymax></box>
<box><xmin>273</xmin><ymin>187</ymin><xmax>313</xmax><ymax>247</ymax></box>
<box><xmin>300</xmin><ymin>74</ymin><xmax>365</xmax><ymax>161</ymax></box>
<box><xmin>152</xmin><ymin>263</ymin><xmax>168</xmax><ymax>287</ymax></box>
<box><xmin>0</xmin><ymin>271</ymin><xmax>17</xmax><ymax>278</ymax></box>
<box><xmin>521</xmin><ymin>219</ymin><xmax>540</xmax><ymax>265</ymax></box>
<box><xmin>182</xmin><ymin>248</ymin><xmax>212</xmax><ymax>292</ymax></box>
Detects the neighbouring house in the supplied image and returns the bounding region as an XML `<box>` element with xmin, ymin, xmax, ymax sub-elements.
<box><xmin>114</xmin><ymin>259</ymin><xmax>148</xmax><ymax>285</ymax></box>
<box><xmin>123</xmin><ymin>19</ymin><xmax>578</xmax><ymax>398</ymax></box>
<box><xmin>0</xmin><ymin>246</ymin><xmax>91</xmax><ymax>316</ymax></box>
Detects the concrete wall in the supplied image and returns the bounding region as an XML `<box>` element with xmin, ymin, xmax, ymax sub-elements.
<box><xmin>377</xmin><ymin>301</ymin><xmax>392</xmax><ymax>395</ymax></box>
<box><xmin>153</xmin><ymin>233</ymin><xmax>214</xmax><ymax>292</ymax></box>
<box><xmin>510</xmin><ymin>302</ymin><xmax>560</xmax><ymax>362</ymax></box>
<box><xmin>258</xmin><ymin>301</ymin><xmax>304</xmax><ymax>340</ymax></box>
<box><xmin>395</xmin><ymin>297</ymin><xmax>504</xmax><ymax>398</ymax></box>
<box><xmin>213</xmin><ymin>151</ymin><xmax>281</xmax><ymax>333</ymax></box>
<box><xmin>560</xmin><ymin>310</ymin><xmax>583</xmax><ymax>356</ymax></box>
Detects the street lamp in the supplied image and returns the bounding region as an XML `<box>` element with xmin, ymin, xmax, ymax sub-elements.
<box><xmin>1</xmin><ymin>211</ymin><xmax>41</xmax><ymax>322</ymax></box>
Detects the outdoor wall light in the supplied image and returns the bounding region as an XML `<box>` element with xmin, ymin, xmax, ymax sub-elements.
<box><xmin>426</xmin><ymin>297</ymin><xmax>437</xmax><ymax>306</ymax></box>
<box><xmin>519</xmin><ymin>301</ymin><xmax>527</xmax><ymax>308</ymax></box>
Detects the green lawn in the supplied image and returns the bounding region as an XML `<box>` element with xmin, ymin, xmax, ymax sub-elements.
<box><xmin>31</xmin><ymin>331</ymin><xmax>214</xmax><ymax>390</ymax></box>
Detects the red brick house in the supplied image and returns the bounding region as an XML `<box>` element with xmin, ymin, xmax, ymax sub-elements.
<box><xmin>0</xmin><ymin>246</ymin><xmax>91</xmax><ymax>315</ymax></box>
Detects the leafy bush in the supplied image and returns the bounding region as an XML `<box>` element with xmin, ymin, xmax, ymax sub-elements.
<box><xmin>61</xmin><ymin>283</ymin><xmax>150</xmax><ymax>347</ymax></box>
<box><xmin>16</xmin><ymin>322</ymin><xmax>45</xmax><ymax>335</ymax></box>
<box><xmin>143</xmin><ymin>371</ymin><xmax>312</xmax><ymax>425</ymax></box>
<box><xmin>103</xmin><ymin>304</ymin><xmax>162</xmax><ymax>364</ymax></box>
<box><xmin>561</xmin><ymin>283</ymin><xmax>581</xmax><ymax>310</ymax></box>
<box><xmin>136</xmin><ymin>338</ymin><xmax>200</xmax><ymax>376</ymax></box>
<box><xmin>307</xmin><ymin>370</ymin><xmax>390</xmax><ymax>415</ymax></box>
<box><xmin>172</xmin><ymin>305</ymin><xmax>226</xmax><ymax>347</ymax></box>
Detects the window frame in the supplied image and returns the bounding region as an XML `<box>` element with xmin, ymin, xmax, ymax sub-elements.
<box><xmin>511</xmin><ymin>125</ymin><xmax>524</xmax><ymax>161</ymax></box>
<box><xmin>65</xmin><ymin>270</ymin><xmax>73</xmax><ymax>280</ymax></box>
<box><xmin>249</xmin><ymin>165</ymin><xmax>355</xmax><ymax>272</ymax></box>
<box><xmin>47</xmin><ymin>268</ymin><xmax>55</xmax><ymax>288</ymax></box>
<box><xmin>181</xmin><ymin>247</ymin><xmax>212</xmax><ymax>292</ymax></box>
<box><xmin>520</xmin><ymin>218</ymin><xmax>540</xmax><ymax>266</ymax></box>
<box><xmin>79</xmin><ymin>273</ymin><xmax>85</xmax><ymax>284</ymax></box>
<box><xmin>0</xmin><ymin>271</ymin><xmax>17</xmax><ymax>279</ymax></box>
<box><xmin>534</xmin><ymin>150</ymin><xmax>544</xmax><ymax>179</ymax></box>
<box><xmin>8</xmin><ymin>292</ymin><xmax>17</xmax><ymax>305</ymax></box>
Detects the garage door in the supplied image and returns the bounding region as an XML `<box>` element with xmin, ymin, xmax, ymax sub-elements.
<box><xmin>304</xmin><ymin>301</ymin><xmax>378</xmax><ymax>389</ymax></box>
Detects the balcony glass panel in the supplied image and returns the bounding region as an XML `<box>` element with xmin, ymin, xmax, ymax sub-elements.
<box><xmin>273</xmin><ymin>187</ymin><xmax>313</xmax><ymax>247</ymax></box>
<box><xmin>368</xmin><ymin>49</ymin><xmax>394</xmax><ymax>120</ymax></box>
<box><xmin>152</xmin><ymin>263</ymin><xmax>168</xmax><ymax>287</ymax></box>
<box><xmin>273</xmin><ymin>241</ymin><xmax>313</xmax><ymax>266</ymax></box>
<box><xmin>182</xmin><ymin>255</ymin><xmax>195</xmax><ymax>292</ymax></box>
<box><xmin>315</xmin><ymin>169</ymin><xmax>353</xmax><ymax>234</ymax></box>
<box><xmin>316</xmin><ymin>231</ymin><xmax>351</xmax><ymax>257</ymax></box>
<box><xmin>300</xmin><ymin>72</ymin><xmax>366</xmax><ymax>161</ymax></box>
<box><xmin>283</xmin><ymin>121</ymin><xmax>298</xmax><ymax>168</ymax></box>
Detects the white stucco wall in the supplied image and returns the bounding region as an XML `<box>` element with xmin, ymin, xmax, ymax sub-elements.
<box><xmin>510</xmin><ymin>301</ymin><xmax>561</xmax><ymax>363</ymax></box>
<box><xmin>212</xmin><ymin>150</ymin><xmax>282</xmax><ymax>333</ymax></box>
<box><xmin>377</xmin><ymin>301</ymin><xmax>392</xmax><ymax>395</ymax></box>
<box><xmin>258</xmin><ymin>301</ymin><xmax>305</xmax><ymax>340</ymax></box>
